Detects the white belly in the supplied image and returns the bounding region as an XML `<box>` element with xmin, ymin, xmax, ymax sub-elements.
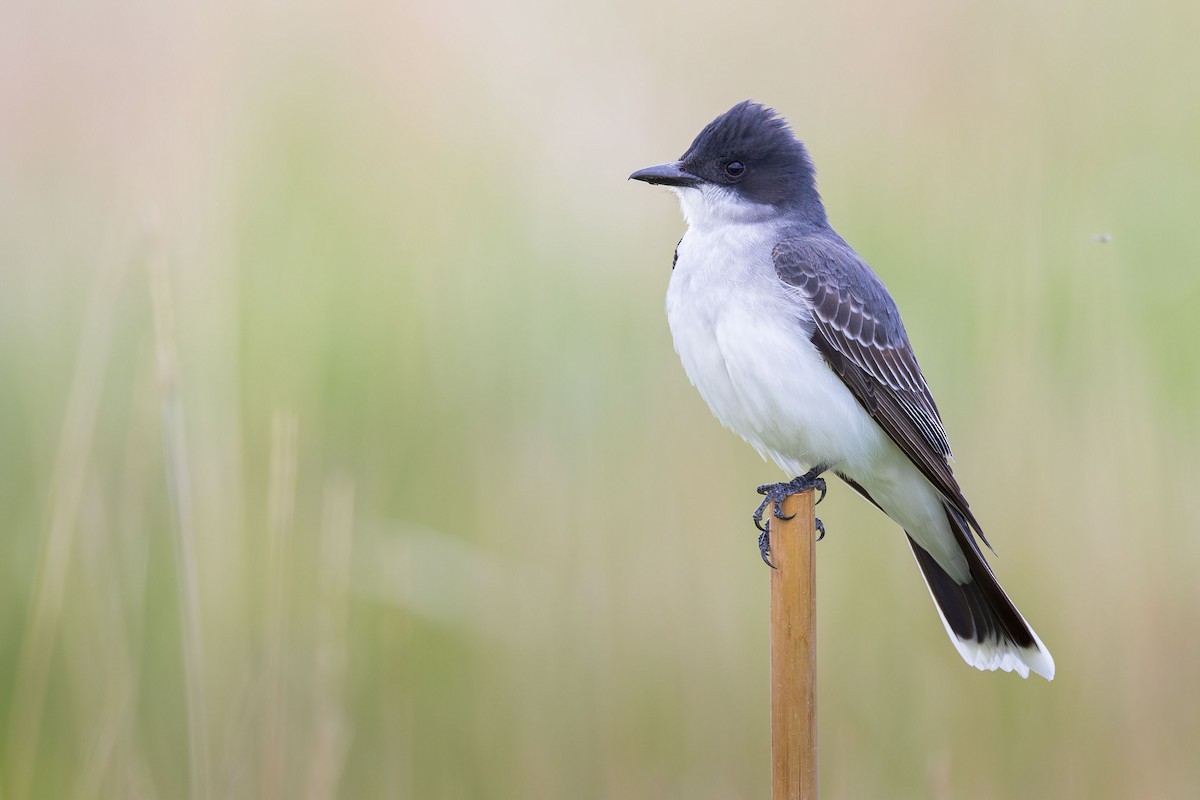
<box><xmin>665</xmin><ymin>224</ymin><xmax>887</xmax><ymax>479</ymax></box>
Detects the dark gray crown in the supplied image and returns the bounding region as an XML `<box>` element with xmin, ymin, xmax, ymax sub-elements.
<box><xmin>680</xmin><ymin>101</ymin><xmax>823</xmax><ymax>215</ymax></box>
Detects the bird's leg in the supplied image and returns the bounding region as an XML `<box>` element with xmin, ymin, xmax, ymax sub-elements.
<box><xmin>753</xmin><ymin>465</ymin><xmax>828</xmax><ymax>567</ymax></box>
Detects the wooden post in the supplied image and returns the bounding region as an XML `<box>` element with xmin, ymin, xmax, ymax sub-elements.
<box><xmin>770</xmin><ymin>490</ymin><xmax>817</xmax><ymax>799</ymax></box>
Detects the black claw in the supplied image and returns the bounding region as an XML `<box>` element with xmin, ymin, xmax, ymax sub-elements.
<box><xmin>772</xmin><ymin>494</ymin><xmax>796</xmax><ymax>521</ymax></box>
<box><xmin>758</xmin><ymin>527</ymin><xmax>776</xmax><ymax>568</ymax></box>
<box><xmin>752</xmin><ymin>493</ymin><xmax>772</xmax><ymax>533</ymax></box>
<box><xmin>815</xmin><ymin>517</ymin><xmax>826</xmax><ymax>542</ymax></box>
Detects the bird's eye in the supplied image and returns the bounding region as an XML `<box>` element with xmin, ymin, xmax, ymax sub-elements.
<box><xmin>724</xmin><ymin>160</ymin><xmax>746</xmax><ymax>178</ymax></box>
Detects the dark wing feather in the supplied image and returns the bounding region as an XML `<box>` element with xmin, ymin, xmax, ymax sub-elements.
<box><xmin>774</xmin><ymin>236</ymin><xmax>990</xmax><ymax>546</ymax></box>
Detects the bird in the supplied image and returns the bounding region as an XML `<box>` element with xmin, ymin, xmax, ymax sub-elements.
<box><xmin>629</xmin><ymin>101</ymin><xmax>1054</xmax><ymax>680</ymax></box>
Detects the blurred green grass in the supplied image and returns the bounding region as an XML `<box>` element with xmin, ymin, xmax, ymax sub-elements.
<box><xmin>2</xmin><ymin>0</ymin><xmax>1200</xmax><ymax>797</ymax></box>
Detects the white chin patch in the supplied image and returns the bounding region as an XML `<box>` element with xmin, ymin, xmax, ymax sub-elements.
<box><xmin>671</xmin><ymin>184</ymin><xmax>772</xmax><ymax>230</ymax></box>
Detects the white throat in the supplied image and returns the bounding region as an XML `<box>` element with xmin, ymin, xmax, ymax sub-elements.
<box><xmin>671</xmin><ymin>184</ymin><xmax>777</xmax><ymax>232</ymax></box>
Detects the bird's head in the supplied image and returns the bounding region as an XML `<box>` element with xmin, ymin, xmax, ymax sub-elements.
<box><xmin>630</xmin><ymin>101</ymin><xmax>823</xmax><ymax>227</ymax></box>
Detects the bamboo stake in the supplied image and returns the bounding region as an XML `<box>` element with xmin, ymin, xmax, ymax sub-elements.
<box><xmin>770</xmin><ymin>490</ymin><xmax>817</xmax><ymax>800</ymax></box>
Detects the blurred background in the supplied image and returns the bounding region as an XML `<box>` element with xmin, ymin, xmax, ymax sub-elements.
<box><xmin>2</xmin><ymin>0</ymin><xmax>1199</xmax><ymax>797</ymax></box>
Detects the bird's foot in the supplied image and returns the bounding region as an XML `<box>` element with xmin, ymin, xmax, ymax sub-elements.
<box><xmin>752</xmin><ymin>467</ymin><xmax>828</xmax><ymax>529</ymax></box>
<box><xmin>752</xmin><ymin>466</ymin><xmax>828</xmax><ymax>567</ymax></box>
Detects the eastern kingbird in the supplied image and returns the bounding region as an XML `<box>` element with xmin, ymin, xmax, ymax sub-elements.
<box><xmin>630</xmin><ymin>101</ymin><xmax>1054</xmax><ymax>680</ymax></box>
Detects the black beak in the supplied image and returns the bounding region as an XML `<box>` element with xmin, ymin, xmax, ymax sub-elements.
<box><xmin>628</xmin><ymin>161</ymin><xmax>702</xmax><ymax>188</ymax></box>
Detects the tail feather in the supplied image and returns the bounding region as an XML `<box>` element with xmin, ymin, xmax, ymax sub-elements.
<box><xmin>906</xmin><ymin>504</ymin><xmax>1055</xmax><ymax>680</ymax></box>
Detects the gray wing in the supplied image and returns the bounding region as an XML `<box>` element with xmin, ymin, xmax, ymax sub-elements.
<box><xmin>774</xmin><ymin>236</ymin><xmax>988</xmax><ymax>541</ymax></box>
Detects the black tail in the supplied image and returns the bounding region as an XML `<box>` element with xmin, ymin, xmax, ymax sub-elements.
<box><xmin>906</xmin><ymin>504</ymin><xmax>1054</xmax><ymax>679</ymax></box>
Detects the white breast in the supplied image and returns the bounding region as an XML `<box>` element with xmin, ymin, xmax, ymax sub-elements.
<box><xmin>665</xmin><ymin>202</ymin><xmax>887</xmax><ymax>478</ymax></box>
